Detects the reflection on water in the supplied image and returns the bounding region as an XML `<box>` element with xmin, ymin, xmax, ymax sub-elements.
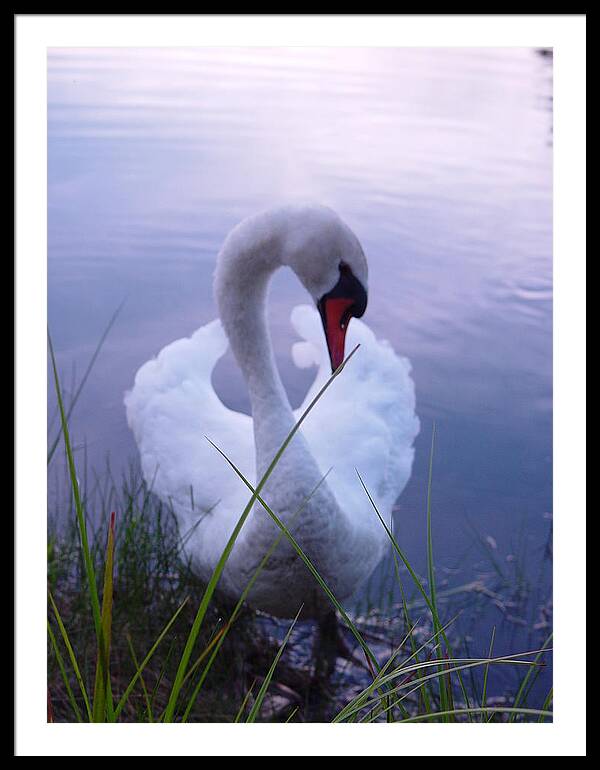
<box><xmin>48</xmin><ymin>47</ymin><xmax>552</xmax><ymax>696</ymax></box>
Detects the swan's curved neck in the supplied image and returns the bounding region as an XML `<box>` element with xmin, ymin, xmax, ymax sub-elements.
<box><xmin>214</xmin><ymin>230</ymin><xmax>297</xmax><ymax>474</ymax></box>
<box><xmin>213</xmin><ymin>211</ymin><xmax>357</xmax><ymax>597</ymax></box>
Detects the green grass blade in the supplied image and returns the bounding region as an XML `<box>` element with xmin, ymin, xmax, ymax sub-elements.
<box><xmin>48</xmin><ymin>302</ymin><xmax>124</xmax><ymax>465</ymax></box>
<box><xmin>48</xmin><ymin>589</ymin><xmax>92</xmax><ymax>721</ymax></box>
<box><xmin>356</xmin><ymin>472</ymin><xmax>438</xmax><ymax>633</ymax></box>
<box><xmin>426</xmin><ymin>423</ymin><xmax>438</xmax><ymax>615</ymax></box>
<box><xmin>113</xmin><ymin>596</ymin><xmax>190</xmax><ymax>720</ymax></box>
<box><xmin>509</xmin><ymin>631</ymin><xmax>553</xmax><ymax>721</ymax></box>
<box><xmin>48</xmin><ymin>332</ymin><xmax>103</xmax><ymax>644</ymax></box>
<box><xmin>397</xmin><ymin>706</ymin><xmax>553</xmax><ymax>723</ymax></box>
<box><xmin>285</xmin><ymin>707</ymin><xmax>299</xmax><ymax>723</ymax></box>
<box><xmin>126</xmin><ymin>635</ymin><xmax>153</xmax><ymax>722</ymax></box>
<box><xmin>234</xmin><ymin>679</ymin><xmax>256</xmax><ymax>723</ymax></box>
<box><xmin>481</xmin><ymin>625</ymin><xmax>496</xmax><ymax>721</ymax></box>
<box><xmin>397</xmin><ymin>571</ymin><xmax>433</xmax><ymax>714</ymax></box>
<box><xmin>538</xmin><ymin>686</ymin><xmax>553</xmax><ymax>722</ymax></box>
<box><xmin>246</xmin><ymin>607</ymin><xmax>302</xmax><ymax>723</ymax></box>
<box><xmin>149</xmin><ymin>639</ymin><xmax>177</xmax><ymax>717</ymax></box>
<box><xmin>423</xmin><ymin>423</ymin><xmax>452</xmax><ymax>720</ymax></box>
<box><xmin>47</xmin><ymin>620</ymin><xmax>83</xmax><ymax>722</ymax></box>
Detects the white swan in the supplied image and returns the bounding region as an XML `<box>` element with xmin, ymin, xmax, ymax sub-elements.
<box><xmin>125</xmin><ymin>204</ymin><xmax>419</xmax><ymax>621</ymax></box>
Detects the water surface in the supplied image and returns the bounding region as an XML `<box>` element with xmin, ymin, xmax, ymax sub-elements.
<box><xmin>48</xmin><ymin>47</ymin><xmax>552</xmax><ymax>698</ymax></box>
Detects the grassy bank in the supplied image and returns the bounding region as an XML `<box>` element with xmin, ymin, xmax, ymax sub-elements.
<box><xmin>47</xmin><ymin>337</ymin><xmax>553</xmax><ymax>723</ymax></box>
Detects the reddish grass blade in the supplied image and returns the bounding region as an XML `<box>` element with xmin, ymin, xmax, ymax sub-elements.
<box><xmin>92</xmin><ymin>511</ymin><xmax>116</xmax><ymax>722</ymax></box>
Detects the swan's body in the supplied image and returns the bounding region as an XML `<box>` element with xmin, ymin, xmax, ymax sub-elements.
<box><xmin>125</xmin><ymin>205</ymin><xmax>419</xmax><ymax>619</ymax></box>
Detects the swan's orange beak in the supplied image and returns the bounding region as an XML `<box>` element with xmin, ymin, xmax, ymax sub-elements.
<box><xmin>318</xmin><ymin>297</ymin><xmax>355</xmax><ymax>372</ymax></box>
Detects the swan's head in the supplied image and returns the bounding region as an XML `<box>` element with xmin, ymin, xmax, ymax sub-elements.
<box><xmin>282</xmin><ymin>206</ymin><xmax>368</xmax><ymax>372</ymax></box>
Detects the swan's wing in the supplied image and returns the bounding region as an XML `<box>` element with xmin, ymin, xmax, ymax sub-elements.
<box><xmin>124</xmin><ymin>320</ymin><xmax>254</xmax><ymax>539</ymax></box>
<box><xmin>291</xmin><ymin>305</ymin><xmax>420</xmax><ymax>527</ymax></box>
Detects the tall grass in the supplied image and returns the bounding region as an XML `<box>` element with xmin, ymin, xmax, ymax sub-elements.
<box><xmin>47</xmin><ymin>334</ymin><xmax>552</xmax><ymax>723</ymax></box>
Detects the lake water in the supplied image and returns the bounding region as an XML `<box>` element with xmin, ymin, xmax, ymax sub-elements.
<box><xmin>48</xmin><ymin>47</ymin><xmax>553</xmax><ymax>701</ymax></box>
